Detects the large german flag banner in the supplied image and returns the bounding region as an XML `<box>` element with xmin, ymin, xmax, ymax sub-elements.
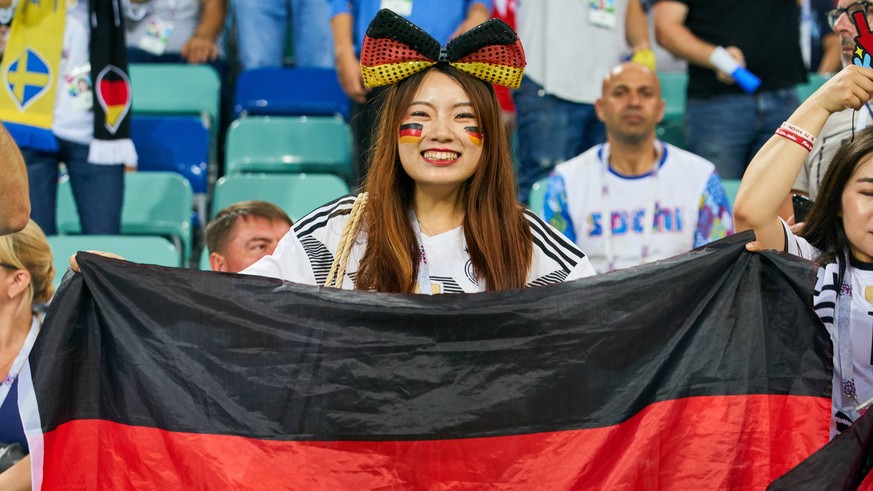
<box><xmin>20</xmin><ymin>232</ymin><xmax>833</xmax><ymax>489</ymax></box>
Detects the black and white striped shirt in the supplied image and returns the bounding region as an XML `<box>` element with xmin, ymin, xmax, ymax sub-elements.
<box><xmin>244</xmin><ymin>197</ymin><xmax>596</xmax><ymax>292</ymax></box>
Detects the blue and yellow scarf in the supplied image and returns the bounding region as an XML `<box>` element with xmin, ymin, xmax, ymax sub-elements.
<box><xmin>0</xmin><ymin>0</ymin><xmax>136</xmax><ymax>164</ymax></box>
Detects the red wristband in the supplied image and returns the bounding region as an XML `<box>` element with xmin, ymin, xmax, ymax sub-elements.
<box><xmin>774</xmin><ymin>127</ymin><xmax>814</xmax><ymax>152</ymax></box>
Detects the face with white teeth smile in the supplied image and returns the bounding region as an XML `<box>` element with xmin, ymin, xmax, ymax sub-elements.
<box><xmin>398</xmin><ymin>70</ymin><xmax>484</xmax><ymax>196</ymax></box>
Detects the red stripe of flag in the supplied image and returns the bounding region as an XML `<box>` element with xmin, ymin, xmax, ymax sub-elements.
<box><xmin>39</xmin><ymin>395</ymin><xmax>828</xmax><ymax>490</ymax></box>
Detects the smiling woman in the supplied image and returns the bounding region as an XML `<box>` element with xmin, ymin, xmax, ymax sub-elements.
<box><xmin>733</xmin><ymin>64</ymin><xmax>873</xmax><ymax>440</ymax></box>
<box><xmin>242</xmin><ymin>9</ymin><xmax>596</xmax><ymax>293</ymax></box>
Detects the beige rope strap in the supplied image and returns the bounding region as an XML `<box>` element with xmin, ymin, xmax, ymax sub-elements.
<box><xmin>324</xmin><ymin>192</ymin><xmax>369</xmax><ymax>288</ymax></box>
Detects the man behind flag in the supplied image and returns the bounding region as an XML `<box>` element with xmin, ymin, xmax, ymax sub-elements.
<box><xmin>17</xmin><ymin>232</ymin><xmax>833</xmax><ymax>489</ymax></box>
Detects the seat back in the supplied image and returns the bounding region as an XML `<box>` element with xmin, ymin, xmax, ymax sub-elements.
<box><xmin>131</xmin><ymin>115</ymin><xmax>209</xmax><ymax>193</ymax></box>
<box><xmin>657</xmin><ymin>72</ymin><xmax>687</xmax><ymax>123</ymax></box>
<box><xmin>57</xmin><ymin>172</ymin><xmax>193</xmax><ymax>263</ymax></box>
<box><xmin>796</xmin><ymin>73</ymin><xmax>829</xmax><ymax>103</ymax></box>
<box><xmin>49</xmin><ymin>235</ymin><xmax>180</xmax><ymax>289</ymax></box>
<box><xmin>656</xmin><ymin>72</ymin><xmax>688</xmax><ymax>149</ymax></box>
<box><xmin>129</xmin><ymin>63</ymin><xmax>221</xmax><ymax>126</ymax></box>
<box><xmin>234</xmin><ymin>67</ymin><xmax>349</xmax><ymax>120</ymax></box>
<box><xmin>527</xmin><ymin>176</ymin><xmax>551</xmax><ymax>218</ymax></box>
<box><xmin>212</xmin><ymin>173</ymin><xmax>351</xmax><ymax>221</ymax></box>
<box><xmin>721</xmin><ymin>179</ymin><xmax>741</xmax><ymax>207</ymax></box>
<box><xmin>225</xmin><ymin>116</ymin><xmax>352</xmax><ymax>180</ymax></box>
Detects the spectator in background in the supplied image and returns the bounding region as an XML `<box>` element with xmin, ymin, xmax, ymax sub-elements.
<box><xmin>544</xmin><ymin>62</ymin><xmax>732</xmax><ymax>273</ymax></box>
<box><xmin>0</xmin><ymin>123</ymin><xmax>29</xmax><ymax>235</ymax></box>
<box><xmin>806</xmin><ymin>0</ymin><xmax>841</xmax><ymax>74</ymax></box>
<box><xmin>795</xmin><ymin>0</ymin><xmax>873</xmax><ymax>201</ymax></box>
<box><xmin>0</xmin><ymin>220</ymin><xmax>55</xmax><ymax>490</ymax></box>
<box><xmin>125</xmin><ymin>0</ymin><xmax>227</xmax><ymax>66</ymax></box>
<box><xmin>231</xmin><ymin>0</ymin><xmax>334</xmax><ymax>70</ymax></box>
<box><xmin>330</xmin><ymin>0</ymin><xmax>491</xmax><ymax>187</ymax></box>
<box><xmin>0</xmin><ymin>0</ymin><xmax>136</xmax><ymax>236</ymax></box>
<box><xmin>205</xmin><ymin>201</ymin><xmax>292</xmax><ymax>273</ymax></box>
<box><xmin>491</xmin><ymin>0</ymin><xmax>517</xmax><ymax>128</ymax></box>
<box><xmin>514</xmin><ymin>0</ymin><xmax>653</xmax><ymax>204</ymax></box>
<box><xmin>653</xmin><ymin>0</ymin><xmax>806</xmax><ymax>180</ymax></box>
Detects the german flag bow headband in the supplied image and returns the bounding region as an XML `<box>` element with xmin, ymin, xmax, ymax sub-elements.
<box><xmin>360</xmin><ymin>9</ymin><xmax>526</xmax><ymax>89</ymax></box>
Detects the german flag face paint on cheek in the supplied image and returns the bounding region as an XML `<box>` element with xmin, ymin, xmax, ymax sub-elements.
<box><xmin>465</xmin><ymin>126</ymin><xmax>483</xmax><ymax>146</ymax></box>
<box><xmin>399</xmin><ymin>123</ymin><xmax>423</xmax><ymax>144</ymax></box>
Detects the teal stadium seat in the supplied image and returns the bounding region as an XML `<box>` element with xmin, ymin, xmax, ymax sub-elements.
<box><xmin>57</xmin><ymin>172</ymin><xmax>193</xmax><ymax>264</ymax></box>
<box><xmin>199</xmin><ymin>252</ymin><xmax>211</xmax><ymax>271</ymax></box>
<box><xmin>721</xmin><ymin>179</ymin><xmax>741</xmax><ymax>207</ymax></box>
<box><xmin>129</xmin><ymin>64</ymin><xmax>220</xmax><ymax>125</ymax></box>
<box><xmin>527</xmin><ymin>176</ymin><xmax>551</xmax><ymax>218</ymax></box>
<box><xmin>212</xmin><ymin>173</ymin><xmax>351</xmax><ymax>221</ymax></box>
<box><xmin>656</xmin><ymin>72</ymin><xmax>688</xmax><ymax>148</ymax></box>
<box><xmin>48</xmin><ymin>235</ymin><xmax>180</xmax><ymax>289</ymax></box>
<box><xmin>796</xmin><ymin>73</ymin><xmax>829</xmax><ymax>103</ymax></box>
<box><xmin>225</xmin><ymin>116</ymin><xmax>352</xmax><ymax>181</ymax></box>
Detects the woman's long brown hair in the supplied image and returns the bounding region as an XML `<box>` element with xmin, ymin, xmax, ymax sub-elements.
<box><xmin>354</xmin><ymin>65</ymin><xmax>532</xmax><ymax>293</ymax></box>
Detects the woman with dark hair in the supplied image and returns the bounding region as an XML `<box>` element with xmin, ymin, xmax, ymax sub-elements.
<box><xmin>734</xmin><ymin>64</ymin><xmax>873</xmax><ymax>438</ymax></box>
<box><xmin>244</xmin><ymin>10</ymin><xmax>595</xmax><ymax>292</ymax></box>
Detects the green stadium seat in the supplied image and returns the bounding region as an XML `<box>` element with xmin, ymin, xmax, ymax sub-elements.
<box><xmin>57</xmin><ymin>172</ymin><xmax>193</xmax><ymax>264</ymax></box>
<box><xmin>657</xmin><ymin>72</ymin><xmax>688</xmax><ymax>149</ymax></box>
<box><xmin>48</xmin><ymin>235</ymin><xmax>180</xmax><ymax>289</ymax></box>
<box><xmin>211</xmin><ymin>173</ymin><xmax>351</xmax><ymax>221</ymax></box>
<box><xmin>721</xmin><ymin>178</ymin><xmax>741</xmax><ymax>207</ymax></box>
<box><xmin>796</xmin><ymin>73</ymin><xmax>830</xmax><ymax>103</ymax></box>
<box><xmin>129</xmin><ymin>64</ymin><xmax>220</xmax><ymax>125</ymax></box>
<box><xmin>199</xmin><ymin>252</ymin><xmax>211</xmax><ymax>271</ymax></box>
<box><xmin>225</xmin><ymin>116</ymin><xmax>352</xmax><ymax>180</ymax></box>
<box><xmin>527</xmin><ymin>176</ymin><xmax>551</xmax><ymax>218</ymax></box>
<box><xmin>657</xmin><ymin>120</ymin><xmax>686</xmax><ymax>148</ymax></box>
<box><xmin>657</xmin><ymin>72</ymin><xmax>687</xmax><ymax>123</ymax></box>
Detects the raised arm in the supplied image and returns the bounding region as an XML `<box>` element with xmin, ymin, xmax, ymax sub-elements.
<box><xmin>626</xmin><ymin>0</ymin><xmax>650</xmax><ymax>52</ymax></box>
<box><xmin>0</xmin><ymin>123</ymin><xmax>29</xmax><ymax>235</ymax></box>
<box><xmin>733</xmin><ymin>65</ymin><xmax>873</xmax><ymax>251</ymax></box>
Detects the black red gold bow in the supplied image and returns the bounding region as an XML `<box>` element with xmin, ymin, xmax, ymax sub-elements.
<box><xmin>360</xmin><ymin>9</ymin><xmax>526</xmax><ymax>89</ymax></box>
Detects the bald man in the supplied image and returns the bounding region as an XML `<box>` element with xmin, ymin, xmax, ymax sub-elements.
<box><xmin>542</xmin><ymin>62</ymin><xmax>734</xmax><ymax>273</ymax></box>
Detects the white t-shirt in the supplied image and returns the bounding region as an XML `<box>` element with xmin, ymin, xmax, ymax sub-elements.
<box><xmin>243</xmin><ymin>196</ymin><xmax>596</xmax><ymax>292</ymax></box>
<box><xmin>785</xmin><ymin>223</ymin><xmax>873</xmax><ymax>438</ymax></box>
<box><xmin>544</xmin><ymin>142</ymin><xmax>734</xmax><ymax>273</ymax></box>
<box><xmin>517</xmin><ymin>0</ymin><xmax>629</xmax><ymax>104</ymax></box>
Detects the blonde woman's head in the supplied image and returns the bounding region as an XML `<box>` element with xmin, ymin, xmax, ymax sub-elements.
<box><xmin>0</xmin><ymin>220</ymin><xmax>54</xmax><ymax>307</ymax></box>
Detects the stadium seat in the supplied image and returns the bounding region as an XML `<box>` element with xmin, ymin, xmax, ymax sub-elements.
<box><xmin>796</xmin><ymin>73</ymin><xmax>829</xmax><ymax>103</ymax></box>
<box><xmin>657</xmin><ymin>72</ymin><xmax>688</xmax><ymax>149</ymax></box>
<box><xmin>211</xmin><ymin>173</ymin><xmax>351</xmax><ymax>221</ymax></box>
<box><xmin>56</xmin><ymin>172</ymin><xmax>193</xmax><ymax>264</ymax></box>
<box><xmin>657</xmin><ymin>120</ymin><xmax>686</xmax><ymax>148</ymax></box>
<box><xmin>225</xmin><ymin>116</ymin><xmax>352</xmax><ymax>180</ymax></box>
<box><xmin>234</xmin><ymin>67</ymin><xmax>349</xmax><ymax>120</ymax></box>
<box><xmin>131</xmin><ymin>115</ymin><xmax>209</xmax><ymax>193</ymax></box>
<box><xmin>129</xmin><ymin>64</ymin><xmax>220</xmax><ymax>126</ymax></box>
<box><xmin>721</xmin><ymin>178</ymin><xmax>741</xmax><ymax>207</ymax></box>
<box><xmin>527</xmin><ymin>176</ymin><xmax>551</xmax><ymax>217</ymax></box>
<box><xmin>199</xmin><ymin>252</ymin><xmax>211</xmax><ymax>271</ymax></box>
<box><xmin>49</xmin><ymin>235</ymin><xmax>180</xmax><ymax>289</ymax></box>
<box><xmin>131</xmin><ymin>115</ymin><xmax>210</xmax><ymax>224</ymax></box>
<box><xmin>657</xmin><ymin>72</ymin><xmax>687</xmax><ymax>123</ymax></box>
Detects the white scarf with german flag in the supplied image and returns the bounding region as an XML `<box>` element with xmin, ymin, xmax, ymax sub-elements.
<box><xmin>0</xmin><ymin>0</ymin><xmax>136</xmax><ymax>165</ymax></box>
